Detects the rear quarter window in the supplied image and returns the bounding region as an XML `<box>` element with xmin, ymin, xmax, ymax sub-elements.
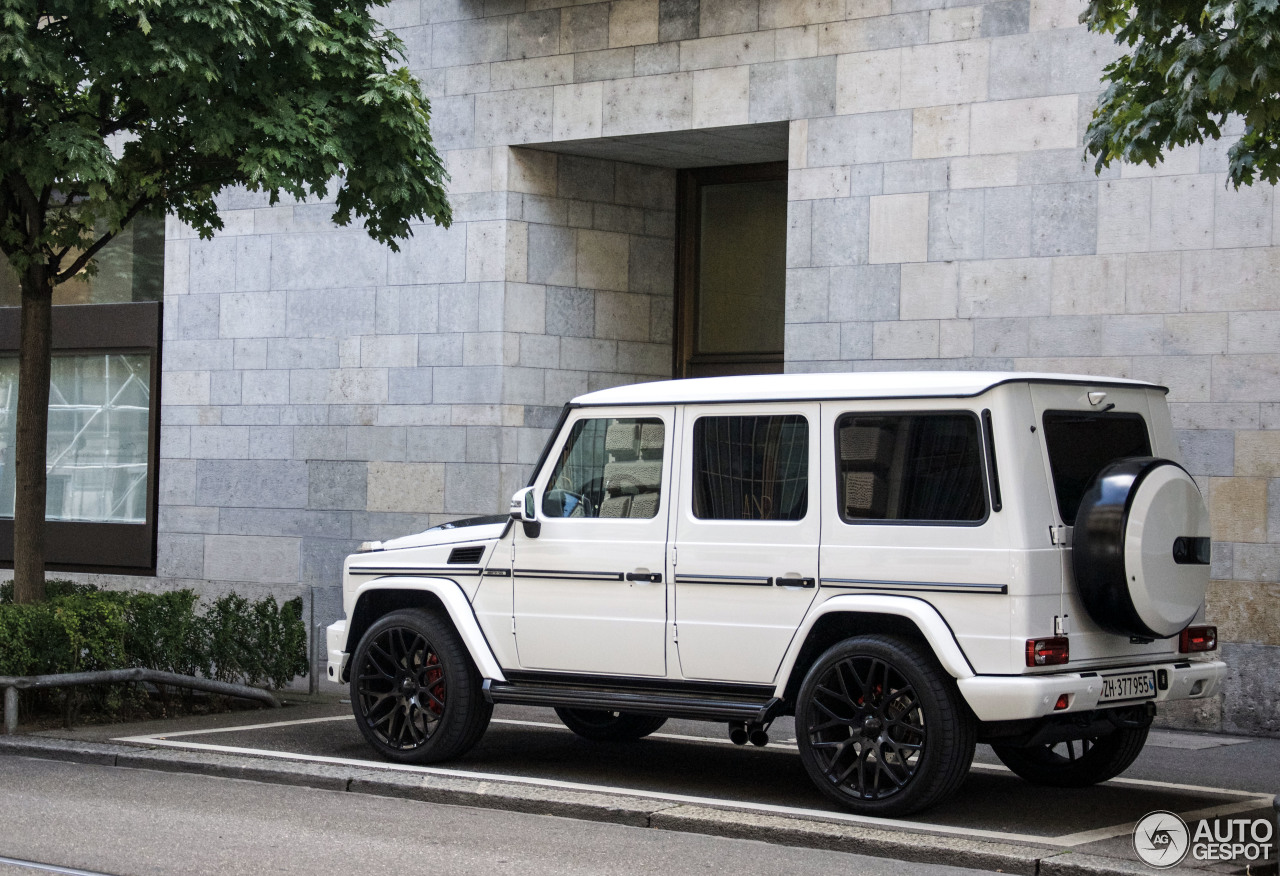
<box><xmin>835</xmin><ymin>412</ymin><xmax>987</xmax><ymax>524</ymax></box>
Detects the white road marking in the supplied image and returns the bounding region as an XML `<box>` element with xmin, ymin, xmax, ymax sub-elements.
<box><xmin>140</xmin><ymin>714</ymin><xmax>353</xmax><ymax>738</ymax></box>
<box><xmin>1053</xmin><ymin>797</ymin><xmax>1275</xmax><ymax>846</ymax></box>
<box><xmin>0</xmin><ymin>856</ymin><xmax>117</xmax><ymax>876</ymax></box>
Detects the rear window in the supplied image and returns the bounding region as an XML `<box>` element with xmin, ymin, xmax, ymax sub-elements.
<box><xmin>1042</xmin><ymin>411</ymin><xmax>1151</xmax><ymax>525</ymax></box>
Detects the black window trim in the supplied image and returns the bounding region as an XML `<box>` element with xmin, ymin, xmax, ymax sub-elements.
<box><xmin>0</xmin><ymin>301</ymin><xmax>162</xmax><ymax>574</ymax></box>
<box><xmin>834</xmin><ymin>408</ymin><xmax>991</xmax><ymax>528</ymax></box>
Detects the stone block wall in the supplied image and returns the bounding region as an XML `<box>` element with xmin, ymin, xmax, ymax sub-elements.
<box><xmin>69</xmin><ymin>0</ymin><xmax>1279</xmax><ymax>725</ymax></box>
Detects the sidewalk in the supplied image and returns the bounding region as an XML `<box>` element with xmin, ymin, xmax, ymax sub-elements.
<box><xmin>1</xmin><ymin>696</ymin><xmax>1276</xmax><ymax>876</ymax></box>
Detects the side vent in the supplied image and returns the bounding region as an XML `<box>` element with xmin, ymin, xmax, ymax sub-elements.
<box><xmin>448</xmin><ymin>545</ymin><xmax>486</xmax><ymax>565</ymax></box>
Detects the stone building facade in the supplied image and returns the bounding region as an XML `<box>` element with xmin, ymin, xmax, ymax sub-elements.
<box><xmin>47</xmin><ymin>0</ymin><xmax>1280</xmax><ymax>732</ymax></box>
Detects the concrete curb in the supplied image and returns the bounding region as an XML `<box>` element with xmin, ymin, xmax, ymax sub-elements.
<box><xmin>0</xmin><ymin>735</ymin><xmax>1227</xmax><ymax>876</ymax></box>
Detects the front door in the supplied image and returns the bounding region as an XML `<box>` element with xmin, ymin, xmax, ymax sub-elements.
<box><xmin>512</xmin><ymin>407</ymin><xmax>673</xmax><ymax>676</ymax></box>
<box><xmin>672</xmin><ymin>404</ymin><xmax>820</xmax><ymax>683</ymax></box>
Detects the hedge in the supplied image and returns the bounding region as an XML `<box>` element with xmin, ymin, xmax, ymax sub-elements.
<box><xmin>0</xmin><ymin>581</ymin><xmax>307</xmax><ymax>690</ymax></box>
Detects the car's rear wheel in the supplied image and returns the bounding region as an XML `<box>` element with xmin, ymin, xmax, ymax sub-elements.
<box><xmin>351</xmin><ymin>608</ymin><xmax>492</xmax><ymax>764</ymax></box>
<box><xmin>992</xmin><ymin>726</ymin><xmax>1149</xmax><ymax>787</ymax></box>
<box><xmin>554</xmin><ymin>707</ymin><xmax>668</xmax><ymax>741</ymax></box>
<box><xmin>796</xmin><ymin>635</ymin><xmax>974</xmax><ymax>816</ymax></box>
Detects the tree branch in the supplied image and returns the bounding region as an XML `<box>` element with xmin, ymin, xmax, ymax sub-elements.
<box><xmin>54</xmin><ymin>198</ymin><xmax>153</xmax><ymax>284</ymax></box>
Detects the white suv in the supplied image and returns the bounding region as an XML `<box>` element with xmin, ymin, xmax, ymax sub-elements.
<box><xmin>327</xmin><ymin>372</ymin><xmax>1226</xmax><ymax>815</ymax></box>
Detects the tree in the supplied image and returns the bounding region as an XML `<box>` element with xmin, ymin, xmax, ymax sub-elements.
<box><xmin>1</xmin><ymin>0</ymin><xmax>450</xmax><ymax>603</ymax></box>
<box><xmin>1083</xmin><ymin>0</ymin><xmax>1280</xmax><ymax>186</ymax></box>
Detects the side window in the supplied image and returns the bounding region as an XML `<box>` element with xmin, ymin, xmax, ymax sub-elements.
<box><xmin>837</xmin><ymin>413</ymin><xmax>986</xmax><ymax>524</ymax></box>
<box><xmin>692</xmin><ymin>415</ymin><xmax>808</xmax><ymax>521</ymax></box>
<box><xmin>542</xmin><ymin>417</ymin><xmax>664</xmax><ymax>519</ymax></box>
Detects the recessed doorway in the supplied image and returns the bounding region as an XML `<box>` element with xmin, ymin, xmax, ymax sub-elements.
<box><xmin>675</xmin><ymin>162</ymin><xmax>787</xmax><ymax>379</ymax></box>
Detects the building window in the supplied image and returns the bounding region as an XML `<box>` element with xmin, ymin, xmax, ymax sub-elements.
<box><xmin>676</xmin><ymin>163</ymin><xmax>787</xmax><ymax>378</ymax></box>
<box><xmin>0</xmin><ymin>212</ymin><xmax>163</xmax><ymax>571</ymax></box>
<box><xmin>0</xmin><ymin>214</ymin><xmax>165</xmax><ymax>306</ymax></box>
<box><xmin>0</xmin><ymin>353</ymin><xmax>152</xmax><ymax>523</ymax></box>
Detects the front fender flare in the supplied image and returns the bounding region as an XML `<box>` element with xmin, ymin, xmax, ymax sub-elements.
<box><xmin>348</xmin><ymin>577</ymin><xmax>506</xmax><ymax>682</ymax></box>
<box><xmin>775</xmin><ymin>594</ymin><xmax>975</xmax><ymax>696</ymax></box>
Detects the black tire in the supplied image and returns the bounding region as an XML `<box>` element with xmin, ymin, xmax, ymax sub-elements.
<box><xmin>350</xmin><ymin>608</ymin><xmax>492</xmax><ymax>764</ymax></box>
<box><xmin>796</xmin><ymin>635</ymin><xmax>975</xmax><ymax>817</ymax></box>
<box><xmin>554</xmin><ymin>707</ymin><xmax>667</xmax><ymax>741</ymax></box>
<box><xmin>992</xmin><ymin>725</ymin><xmax>1149</xmax><ymax>788</ymax></box>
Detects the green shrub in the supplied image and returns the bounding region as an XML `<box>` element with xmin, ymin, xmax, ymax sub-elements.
<box><xmin>0</xmin><ymin>581</ymin><xmax>307</xmax><ymax>690</ymax></box>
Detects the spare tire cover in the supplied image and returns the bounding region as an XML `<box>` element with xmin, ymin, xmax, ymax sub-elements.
<box><xmin>1072</xmin><ymin>457</ymin><xmax>1210</xmax><ymax>639</ymax></box>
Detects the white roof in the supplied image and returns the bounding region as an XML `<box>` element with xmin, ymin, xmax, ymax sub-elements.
<box><xmin>572</xmin><ymin>371</ymin><xmax>1163</xmax><ymax>407</ymax></box>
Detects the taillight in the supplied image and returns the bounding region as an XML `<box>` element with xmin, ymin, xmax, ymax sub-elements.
<box><xmin>1026</xmin><ymin>636</ymin><xmax>1069</xmax><ymax>667</ymax></box>
<box><xmin>1179</xmin><ymin>625</ymin><xmax>1217</xmax><ymax>653</ymax></box>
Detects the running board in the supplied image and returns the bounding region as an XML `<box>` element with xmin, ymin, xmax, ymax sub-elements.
<box><xmin>482</xmin><ymin>679</ymin><xmax>782</xmax><ymax>723</ymax></box>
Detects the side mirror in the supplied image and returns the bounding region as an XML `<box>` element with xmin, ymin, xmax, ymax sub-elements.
<box><xmin>510</xmin><ymin>486</ymin><xmax>541</xmax><ymax>538</ymax></box>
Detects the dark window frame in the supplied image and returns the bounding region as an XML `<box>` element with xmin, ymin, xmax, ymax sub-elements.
<box><xmin>691</xmin><ymin>413</ymin><xmax>810</xmax><ymax>522</ymax></box>
<box><xmin>834</xmin><ymin>410</ymin><xmax>990</xmax><ymax>528</ymax></box>
<box><xmin>674</xmin><ymin>161</ymin><xmax>787</xmax><ymax>379</ymax></box>
<box><xmin>0</xmin><ymin>301</ymin><xmax>162</xmax><ymax>573</ymax></box>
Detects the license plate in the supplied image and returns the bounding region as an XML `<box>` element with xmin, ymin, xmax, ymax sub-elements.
<box><xmin>1099</xmin><ymin>670</ymin><xmax>1157</xmax><ymax>702</ymax></box>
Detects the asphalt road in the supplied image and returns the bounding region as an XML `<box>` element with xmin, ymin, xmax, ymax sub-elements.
<box><xmin>12</xmin><ymin>697</ymin><xmax>1277</xmax><ymax>874</ymax></box>
<box><xmin>120</xmin><ymin>703</ymin><xmax>1277</xmax><ymax>840</ymax></box>
<box><xmin>0</xmin><ymin>755</ymin><xmax>1005</xmax><ymax>876</ymax></box>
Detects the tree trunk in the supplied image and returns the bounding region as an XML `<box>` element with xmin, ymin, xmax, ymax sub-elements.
<box><xmin>13</xmin><ymin>263</ymin><xmax>52</xmax><ymax>604</ymax></box>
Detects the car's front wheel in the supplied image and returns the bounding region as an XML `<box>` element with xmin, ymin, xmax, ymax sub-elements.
<box><xmin>554</xmin><ymin>707</ymin><xmax>667</xmax><ymax>741</ymax></box>
<box><xmin>796</xmin><ymin>635</ymin><xmax>975</xmax><ymax>816</ymax></box>
<box><xmin>350</xmin><ymin>608</ymin><xmax>492</xmax><ymax>764</ymax></box>
<box><xmin>992</xmin><ymin>726</ymin><xmax>1149</xmax><ymax>787</ymax></box>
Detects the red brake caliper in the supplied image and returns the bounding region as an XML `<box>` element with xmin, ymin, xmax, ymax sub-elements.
<box><xmin>425</xmin><ymin>653</ymin><xmax>445</xmax><ymax>714</ymax></box>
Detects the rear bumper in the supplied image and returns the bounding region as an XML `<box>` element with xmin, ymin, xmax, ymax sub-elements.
<box><xmin>958</xmin><ymin>658</ymin><xmax>1226</xmax><ymax>722</ymax></box>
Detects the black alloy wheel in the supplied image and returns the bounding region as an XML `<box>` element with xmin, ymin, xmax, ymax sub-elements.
<box><xmin>796</xmin><ymin>635</ymin><xmax>974</xmax><ymax>816</ymax></box>
<box><xmin>351</xmin><ymin>608</ymin><xmax>491</xmax><ymax>764</ymax></box>
<box><xmin>553</xmin><ymin>707</ymin><xmax>668</xmax><ymax>741</ymax></box>
<box><xmin>993</xmin><ymin>725</ymin><xmax>1149</xmax><ymax>787</ymax></box>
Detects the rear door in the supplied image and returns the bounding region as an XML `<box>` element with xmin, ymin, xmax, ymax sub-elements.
<box><xmin>671</xmin><ymin>403</ymin><xmax>820</xmax><ymax>683</ymax></box>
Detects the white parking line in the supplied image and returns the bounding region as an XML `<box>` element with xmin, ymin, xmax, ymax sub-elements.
<box><xmin>138</xmin><ymin>714</ymin><xmax>353</xmax><ymax>738</ymax></box>
<box><xmin>0</xmin><ymin>856</ymin><xmax>117</xmax><ymax>876</ymax></box>
<box><xmin>113</xmin><ymin>715</ymin><xmax>1275</xmax><ymax>850</ymax></box>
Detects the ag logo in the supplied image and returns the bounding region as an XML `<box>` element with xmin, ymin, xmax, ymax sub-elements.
<box><xmin>1133</xmin><ymin>810</ymin><xmax>1190</xmax><ymax>868</ymax></box>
